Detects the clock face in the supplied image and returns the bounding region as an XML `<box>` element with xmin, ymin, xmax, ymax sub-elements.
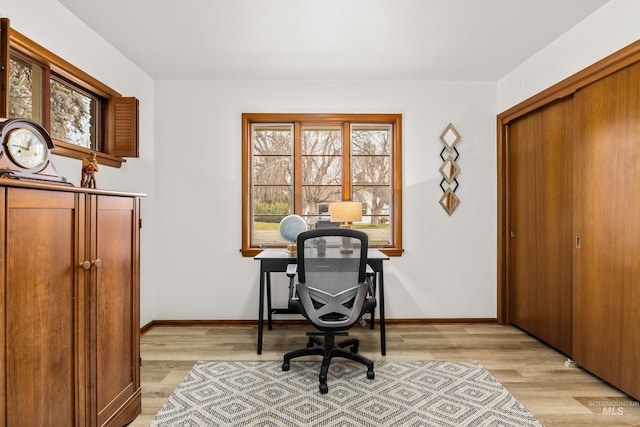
<box><xmin>6</xmin><ymin>128</ymin><xmax>48</xmax><ymax>169</ymax></box>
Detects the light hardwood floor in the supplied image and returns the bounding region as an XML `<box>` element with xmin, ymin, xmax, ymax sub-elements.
<box><xmin>130</xmin><ymin>322</ymin><xmax>639</xmax><ymax>426</ymax></box>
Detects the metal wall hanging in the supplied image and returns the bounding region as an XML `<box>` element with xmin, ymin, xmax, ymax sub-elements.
<box><xmin>438</xmin><ymin>123</ymin><xmax>461</xmax><ymax>215</ymax></box>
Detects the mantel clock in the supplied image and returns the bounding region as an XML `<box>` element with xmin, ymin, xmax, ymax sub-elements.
<box><xmin>0</xmin><ymin>118</ymin><xmax>69</xmax><ymax>185</ymax></box>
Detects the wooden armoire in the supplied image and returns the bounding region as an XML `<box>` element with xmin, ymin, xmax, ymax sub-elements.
<box><xmin>498</xmin><ymin>40</ymin><xmax>640</xmax><ymax>400</ymax></box>
<box><xmin>0</xmin><ymin>180</ymin><xmax>143</xmax><ymax>426</ymax></box>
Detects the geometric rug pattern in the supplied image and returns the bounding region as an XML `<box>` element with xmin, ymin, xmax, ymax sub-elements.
<box><xmin>150</xmin><ymin>361</ymin><xmax>543</xmax><ymax>427</ymax></box>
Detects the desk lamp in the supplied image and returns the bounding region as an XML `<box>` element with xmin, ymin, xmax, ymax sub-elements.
<box><xmin>329</xmin><ymin>201</ymin><xmax>362</xmax><ymax>253</ymax></box>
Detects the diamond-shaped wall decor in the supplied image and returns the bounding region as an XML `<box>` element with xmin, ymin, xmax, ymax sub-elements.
<box><xmin>439</xmin><ymin>189</ymin><xmax>460</xmax><ymax>216</ymax></box>
<box><xmin>439</xmin><ymin>157</ymin><xmax>460</xmax><ymax>184</ymax></box>
<box><xmin>438</xmin><ymin>123</ymin><xmax>461</xmax><ymax>215</ymax></box>
<box><xmin>440</xmin><ymin>123</ymin><xmax>461</xmax><ymax>150</ymax></box>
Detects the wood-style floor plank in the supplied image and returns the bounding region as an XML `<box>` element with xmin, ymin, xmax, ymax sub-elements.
<box><xmin>129</xmin><ymin>323</ymin><xmax>640</xmax><ymax>426</ymax></box>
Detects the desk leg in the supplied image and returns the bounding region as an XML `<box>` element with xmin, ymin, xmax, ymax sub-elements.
<box><xmin>257</xmin><ymin>268</ymin><xmax>265</xmax><ymax>354</ymax></box>
<box><xmin>369</xmin><ymin>274</ymin><xmax>376</xmax><ymax>329</ymax></box>
<box><xmin>266</xmin><ymin>272</ymin><xmax>273</xmax><ymax>330</ymax></box>
<box><xmin>379</xmin><ymin>269</ymin><xmax>386</xmax><ymax>355</ymax></box>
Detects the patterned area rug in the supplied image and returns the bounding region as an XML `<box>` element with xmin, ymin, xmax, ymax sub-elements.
<box><xmin>150</xmin><ymin>361</ymin><xmax>542</xmax><ymax>427</ymax></box>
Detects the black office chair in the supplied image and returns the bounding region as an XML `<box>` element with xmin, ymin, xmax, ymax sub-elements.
<box><xmin>282</xmin><ymin>228</ymin><xmax>376</xmax><ymax>394</ymax></box>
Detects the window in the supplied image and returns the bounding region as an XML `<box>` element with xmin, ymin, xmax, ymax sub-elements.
<box><xmin>242</xmin><ymin>113</ymin><xmax>403</xmax><ymax>256</ymax></box>
<box><xmin>0</xmin><ymin>18</ymin><xmax>139</xmax><ymax>167</ymax></box>
<box><xmin>49</xmin><ymin>76</ymin><xmax>99</xmax><ymax>149</ymax></box>
<box><xmin>8</xmin><ymin>54</ymin><xmax>42</xmax><ymax>122</ymax></box>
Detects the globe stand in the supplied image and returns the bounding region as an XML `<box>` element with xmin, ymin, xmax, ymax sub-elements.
<box><xmin>286</xmin><ymin>243</ymin><xmax>297</xmax><ymax>255</ymax></box>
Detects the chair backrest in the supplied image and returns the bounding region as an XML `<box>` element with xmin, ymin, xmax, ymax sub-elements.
<box><xmin>295</xmin><ymin>228</ymin><xmax>369</xmax><ymax>329</ymax></box>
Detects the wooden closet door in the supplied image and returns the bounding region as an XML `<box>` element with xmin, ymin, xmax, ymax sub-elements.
<box><xmin>573</xmin><ymin>62</ymin><xmax>640</xmax><ymax>399</ymax></box>
<box><xmin>507</xmin><ymin>98</ymin><xmax>573</xmax><ymax>355</ymax></box>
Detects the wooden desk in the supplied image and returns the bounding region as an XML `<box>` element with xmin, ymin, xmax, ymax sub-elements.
<box><xmin>254</xmin><ymin>248</ymin><xmax>389</xmax><ymax>355</ymax></box>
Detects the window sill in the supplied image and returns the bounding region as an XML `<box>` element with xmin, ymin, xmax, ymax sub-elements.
<box><xmin>52</xmin><ymin>141</ymin><xmax>126</xmax><ymax>168</ymax></box>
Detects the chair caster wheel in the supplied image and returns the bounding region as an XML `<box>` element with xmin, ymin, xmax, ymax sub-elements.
<box><xmin>351</xmin><ymin>344</ymin><xmax>359</xmax><ymax>353</ymax></box>
<box><xmin>282</xmin><ymin>362</ymin><xmax>289</xmax><ymax>371</ymax></box>
<box><xmin>367</xmin><ymin>370</ymin><xmax>375</xmax><ymax>380</ymax></box>
<box><xmin>319</xmin><ymin>382</ymin><xmax>328</xmax><ymax>394</ymax></box>
<box><xmin>306</xmin><ymin>342</ymin><xmax>314</xmax><ymax>348</ymax></box>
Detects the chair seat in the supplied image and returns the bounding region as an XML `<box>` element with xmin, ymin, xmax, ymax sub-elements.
<box><xmin>289</xmin><ymin>296</ymin><xmax>376</xmax><ymax>332</ymax></box>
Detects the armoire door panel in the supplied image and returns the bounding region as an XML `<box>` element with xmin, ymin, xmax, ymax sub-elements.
<box><xmin>508</xmin><ymin>98</ymin><xmax>573</xmax><ymax>355</ymax></box>
<box><xmin>5</xmin><ymin>189</ymin><xmax>79</xmax><ymax>426</ymax></box>
<box><xmin>93</xmin><ymin>195</ymin><xmax>139</xmax><ymax>426</ymax></box>
<box><xmin>573</xmin><ymin>61</ymin><xmax>640</xmax><ymax>399</ymax></box>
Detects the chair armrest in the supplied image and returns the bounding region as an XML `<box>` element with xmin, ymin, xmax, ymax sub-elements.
<box><xmin>287</xmin><ymin>263</ymin><xmax>298</xmax><ymax>300</ymax></box>
<box><xmin>366</xmin><ymin>264</ymin><xmax>376</xmax><ymax>295</ymax></box>
<box><xmin>366</xmin><ymin>264</ymin><xmax>374</xmax><ymax>276</ymax></box>
<box><xmin>286</xmin><ymin>264</ymin><xmax>298</xmax><ymax>278</ymax></box>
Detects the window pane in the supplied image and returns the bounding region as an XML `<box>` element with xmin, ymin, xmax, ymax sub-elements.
<box><xmin>352</xmin><ymin>156</ymin><xmax>390</xmax><ymax>185</ymax></box>
<box><xmin>50</xmin><ymin>77</ymin><xmax>96</xmax><ymax>148</ymax></box>
<box><xmin>351</xmin><ymin>124</ymin><xmax>391</xmax><ymax>155</ymax></box>
<box><xmin>252</xmin><ymin>124</ymin><xmax>293</xmax><ymax>245</ymax></box>
<box><xmin>351</xmin><ymin>124</ymin><xmax>392</xmax><ymax>246</ymax></box>
<box><xmin>302</xmin><ymin>126</ymin><xmax>342</xmax><ymax>155</ymax></box>
<box><xmin>302</xmin><ymin>185</ymin><xmax>341</xmax><ymax>227</ymax></box>
<box><xmin>253</xmin><ymin>187</ymin><xmax>291</xmax><ymax>245</ymax></box>
<box><xmin>300</xmin><ymin>126</ymin><xmax>342</xmax><ymax>229</ymax></box>
<box><xmin>253</xmin><ymin>124</ymin><xmax>293</xmax><ymax>155</ymax></box>
<box><xmin>8</xmin><ymin>56</ymin><xmax>44</xmax><ymax>123</ymax></box>
<box><xmin>353</xmin><ymin>185</ymin><xmax>391</xmax><ymax>246</ymax></box>
<box><xmin>254</xmin><ymin>155</ymin><xmax>291</xmax><ymax>185</ymax></box>
<box><xmin>301</xmin><ymin>155</ymin><xmax>341</xmax><ymax>185</ymax></box>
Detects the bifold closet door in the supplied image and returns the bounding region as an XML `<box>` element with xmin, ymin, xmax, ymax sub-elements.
<box><xmin>572</xmin><ymin>61</ymin><xmax>640</xmax><ymax>400</ymax></box>
<box><xmin>507</xmin><ymin>98</ymin><xmax>573</xmax><ymax>355</ymax></box>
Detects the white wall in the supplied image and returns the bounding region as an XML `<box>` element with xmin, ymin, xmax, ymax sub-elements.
<box><xmin>5</xmin><ymin>0</ymin><xmax>638</xmax><ymax>324</ymax></box>
<box><xmin>498</xmin><ymin>0</ymin><xmax>640</xmax><ymax>111</ymax></box>
<box><xmin>2</xmin><ymin>0</ymin><xmax>157</xmax><ymax>325</ymax></box>
<box><xmin>151</xmin><ymin>0</ymin><xmax>640</xmax><ymax>322</ymax></box>
<box><xmin>153</xmin><ymin>80</ymin><xmax>498</xmax><ymax>320</ymax></box>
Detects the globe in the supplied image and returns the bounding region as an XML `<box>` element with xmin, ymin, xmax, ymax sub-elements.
<box><xmin>279</xmin><ymin>215</ymin><xmax>307</xmax><ymax>242</ymax></box>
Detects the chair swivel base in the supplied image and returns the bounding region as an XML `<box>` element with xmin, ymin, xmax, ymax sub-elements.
<box><xmin>282</xmin><ymin>332</ymin><xmax>375</xmax><ymax>394</ymax></box>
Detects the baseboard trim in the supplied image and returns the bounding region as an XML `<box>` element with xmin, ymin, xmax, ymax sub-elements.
<box><xmin>140</xmin><ymin>318</ymin><xmax>497</xmax><ymax>334</ymax></box>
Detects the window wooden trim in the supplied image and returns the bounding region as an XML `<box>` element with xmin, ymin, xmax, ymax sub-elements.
<box><xmin>1</xmin><ymin>18</ymin><xmax>139</xmax><ymax>168</ymax></box>
<box><xmin>241</xmin><ymin>112</ymin><xmax>403</xmax><ymax>257</ymax></box>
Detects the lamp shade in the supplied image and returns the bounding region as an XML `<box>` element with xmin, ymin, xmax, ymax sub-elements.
<box><xmin>329</xmin><ymin>201</ymin><xmax>362</xmax><ymax>223</ymax></box>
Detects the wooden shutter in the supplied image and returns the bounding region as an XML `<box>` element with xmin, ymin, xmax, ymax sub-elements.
<box><xmin>111</xmin><ymin>96</ymin><xmax>139</xmax><ymax>157</ymax></box>
<box><xmin>0</xmin><ymin>18</ymin><xmax>9</xmax><ymax>117</ymax></box>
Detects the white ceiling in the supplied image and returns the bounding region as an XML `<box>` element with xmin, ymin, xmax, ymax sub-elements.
<box><xmin>57</xmin><ymin>0</ymin><xmax>608</xmax><ymax>81</ymax></box>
